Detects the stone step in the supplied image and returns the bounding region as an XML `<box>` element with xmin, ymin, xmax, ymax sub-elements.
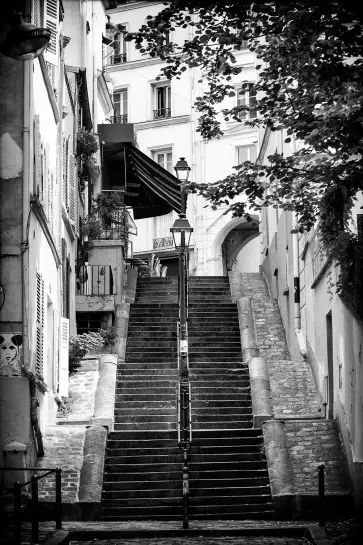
<box><xmin>192</xmin><ymin>421</ymin><xmax>253</xmax><ymax>429</ymax></box>
<box><xmin>189</xmin><ymin>355</ymin><xmax>243</xmax><ymax>362</ymax></box>
<box><xmin>103</xmin><ymin>477</ymin><xmax>181</xmax><ymax>489</ymax></box>
<box><xmin>192</xmin><ymin>407</ymin><xmax>252</xmax><ymax>416</ymax></box>
<box><xmin>116</xmin><ymin>369</ymin><xmax>178</xmax><ymax>377</ymax></box>
<box><xmin>114</xmin><ymin>412</ymin><xmax>177</xmax><ymax>422</ymax></box>
<box><xmin>191</xmin><ymin>393</ymin><xmax>251</xmax><ymax>401</ymax></box>
<box><xmin>113</xmin><ymin>422</ymin><xmax>177</xmax><ymax>431</ymax></box>
<box><xmin>114</xmin><ymin>394</ymin><xmax>176</xmax><ymax>402</ymax></box>
<box><xmin>117</xmin><ymin>363</ymin><xmax>178</xmax><ymax>371</ymax></box>
<box><xmin>192</xmin><ymin>400</ymin><xmax>252</xmax><ymax>408</ymax></box>
<box><xmin>106</xmin><ymin>444</ymin><xmax>261</xmax><ymax>457</ymax></box>
<box><xmin>115</xmin><ymin>387</ymin><xmax>177</xmax><ymax>395</ymax></box>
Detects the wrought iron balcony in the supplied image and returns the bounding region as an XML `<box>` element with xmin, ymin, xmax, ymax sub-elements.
<box><xmin>77</xmin><ymin>265</ymin><xmax>114</xmax><ymax>296</ymax></box>
<box><xmin>153</xmin><ymin>108</ymin><xmax>171</xmax><ymax>120</ymax></box>
<box><xmin>108</xmin><ymin>114</ymin><xmax>128</xmax><ymax>124</ymax></box>
<box><xmin>109</xmin><ymin>53</ymin><xmax>127</xmax><ymax>65</ymax></box>
<box><xmin>153</xmin><ymin>236</ymin><xmax>174</xmax><ymax>250</ymax></box>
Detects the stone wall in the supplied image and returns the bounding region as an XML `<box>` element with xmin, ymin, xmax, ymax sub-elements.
<box><xmin>36</xmin><ymin>358</ymin><xmax>99</xmax><ymax>503</ymax></box>
<box><xmin>284</xmin><ymin>420</ymin><xmax>352</xmax><ymax>495</ymax></box>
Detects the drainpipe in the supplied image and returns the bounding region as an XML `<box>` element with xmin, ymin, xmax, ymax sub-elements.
<box><xmin>22</xmin><ymin>53</ymin><xmax>32</xmax><ymax>377</ymax></box>
<box><xmin>291</xmin><ymin>211</ymin><xmax>308</xmax><ymax>359</ymax></box>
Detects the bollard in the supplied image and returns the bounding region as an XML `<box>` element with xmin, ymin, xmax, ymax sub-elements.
<box><xmin>318</xmin><ymin>464</ymin><xmax>325</xmax><ymax>526</ymax></box>
<box><xmin>31</xmin><ymin>475</ymin><xmax>39</xmax><ymax>543</ymax></box>
<box><xmin>55</xmin><ymin>468</ymin><xmax>62</xmax><ymax>529</ymax></box>
<box><xmin>14</xmin><ymin>482</ymin><xmax>22</xmax><ymax>545</ymax></box>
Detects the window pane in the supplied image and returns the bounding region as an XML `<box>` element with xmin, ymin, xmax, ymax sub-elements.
<box><xmin>250</xmin><ymin>145</ymin><xmax>257</xmax><ymax>162</ymax></box>
<box><xmin>249</xmin><ymin>85</ymin><xmax>257</xmax><ymax>119</ymax></box>
<box><xmin>122</xmin><ymin>90</ymin><xmax>128</xmax><ymax>115</ymax></box>
<box><xmin>237</xmin><ymin>147</ymin><xmax>248</xmax><ymax>164</ymax></box>
<box><xmin>237</xmin><ymin>90</ymin><xmax>247</xmax><ymax>120</ymax></box>
<box><xmin>157</xmin><ymin>153</ymin><xmax>165</xmax><ymax>167</ymax></box>
<box><xmin>166</xmin><ymin>152</ymin><xmax>173</xmax><ymax>173</ymax></box>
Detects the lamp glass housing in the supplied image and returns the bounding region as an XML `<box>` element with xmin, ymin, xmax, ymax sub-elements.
<box><xmin>174</xmin><ymin>157</ymin><xmax>191</xmax><ymax>183</ymax></box>
<box><xmin>171</xmin><ymin>217</ymin><xmax>193</xmax><ymax>251</ymax></box>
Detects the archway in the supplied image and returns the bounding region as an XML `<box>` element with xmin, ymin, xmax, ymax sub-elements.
<box><xmin>207</xmin><ymin>213</ymin><xmax>259</xmax><ymax>275</ymax></box>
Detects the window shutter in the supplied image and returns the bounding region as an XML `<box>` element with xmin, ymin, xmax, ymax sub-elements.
<box><xmin>36</xmin><ymin>272</ymin><xmax>45</xmax><ymax>378</ymax></box>
<box><xmin>43</xmin><ymin>144</ymin><xmax>48</xmax><ymax>208</ymax></box>
<box><xmin>34</xmin><ymin>115</ymin><xmax>42</xmax><ymax>197</ymax></box>
<box><xmin>62</xmin><ymin>137</ymin><xmax>68</xmax><ymax>206</ymax></box>
<box><xmin>58</xmin><ymin>317</ymin><xmax>69</xmax><ymax>396</ymax></box>
<box><xmin>69</xmin><ymin>153</ymin><xmax>76</xmax><ymax>221</ymax></box>
<box><xmin>44</xmin><ymin>0</ymin><xmax>59</xmax><ymax>65</ymax></box>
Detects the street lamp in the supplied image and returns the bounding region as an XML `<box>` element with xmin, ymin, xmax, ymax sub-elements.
<box><xmin>0</xmin><ymin>13</ymin><xmax>51</xmax><ymax>61</ymax></box>
<box><xmin>171</xmin><ymin>157</ymin><xmax>193</xmax><ymax>529</ymax></box>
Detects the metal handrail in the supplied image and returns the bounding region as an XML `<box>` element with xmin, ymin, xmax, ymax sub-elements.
<box><xmin>78</xmin><ymin>265</ymin><xmax>114</xmax><ymax>296</ymax></box>
<box><xmin>0</xmin><ymin>467</ymin><xmax>62</xmax><ymax>544</ymax></box>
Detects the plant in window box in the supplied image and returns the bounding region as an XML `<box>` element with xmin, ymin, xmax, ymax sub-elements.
<box><xmin>77</xmin><ymin>129</ymin><xmax>99</xmax><ymax>157</ymax></box>
<box><xmin>92</xmin><ymin>191</ymin><xmax>130</xmax><ymax>247</ymax></box>
<box><xmin>80</xmin><ymin>155</ymin><xmax>100</xmax><ymax>189</ymax></box>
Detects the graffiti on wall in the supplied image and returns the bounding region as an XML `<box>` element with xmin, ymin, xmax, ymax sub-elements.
<box><xmin>0</xmin><ymin>333</ymin><xmax>23</xmax><ymax>376</ymax></box>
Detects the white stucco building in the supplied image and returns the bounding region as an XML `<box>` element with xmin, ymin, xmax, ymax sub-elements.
<box><xmin>104</xmin><ymin>1</ymin><xmax>261</xmax><ymax>277</ymax></box>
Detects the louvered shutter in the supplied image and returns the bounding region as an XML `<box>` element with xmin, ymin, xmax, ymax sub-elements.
<box><xmin>58</xmin><ymin>317</ymin><xmax>69</xmax><ymax>396</ymax></box>
<box><xmin>44</xmin><ymin>0</ymin><xmax>59</xmax><ymax>65</ymax></box>
<box><xmin>36</xmin><ymin>272</ymin><xmax>45</xmax><ymax>378</ymax></box>
<box><xmin>43</xmin><ymin>144</ymin><xmax>48</xmax><ymax>207</ymax></box>
<box><xmin>34</xmin><ymin>116</ymin><xmax>42</xmax><ymax>197</ymax></box>
<box><xmin>62</xmin><ymin>138</ymin><xmax>68</xmax><ymax>206</ymax></box>
<box><xmin>69</xmin><ymin>153</ymin><xmax>76</xmax><ymax>221</ymax></box>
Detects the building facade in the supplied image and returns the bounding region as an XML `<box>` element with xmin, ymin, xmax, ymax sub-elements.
<box><xmin>104</xmin><ymin>0</ymin><xmax>261</xmax><ymax>278</ymax></box>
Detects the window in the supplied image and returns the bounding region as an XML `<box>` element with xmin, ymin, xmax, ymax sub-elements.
<box><xmin>36</xmin><ymin>272</ymin><xmax>45</xmax><ymax>378</ymax></box>
<box><xmin>112</xmin><ymin>89</ymin><xmax>128</xmax><ymax>123</ymax></box>
<box><xmin>111</xmin><ymin>28</ymin><xmax>127</xmax><ymax>64</ymax></box>
<box><xmin>236</xmin><ymin>145</ymin><xmax>257</xmax><ymax>165</ymax></box>
<box><xmin>154</xmin><ymin>85</ymin><xmax>171</xmax><ymax>119</ymax></box>
<box><xmin>237</xmin><ymin>84</ymin><xmax>257</xmax><ymax>120</ymax></box>
<box><xmin>154</xmin><ymin>149</ymin><xmax>173</xmax><ymax>173</ymax></box>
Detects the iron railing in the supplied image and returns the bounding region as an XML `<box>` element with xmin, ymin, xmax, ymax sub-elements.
<box><xmin>0</xmin><ymin>467</ymin><xmax>62</xmax><ymax>544</ymax></box>
<box><xmin>109</xmin><ymin>53</ymin><xmax>127</xmax><ymax>65</ymax></box>
<box><xmin>153</xmin><ymin>236</ymin><xmax>174</xmax><ymax>250</ymax></box>
<box><xmin>108</xmin><ymin>114</ymin><xmax>128</xmax><ymax>124</ymax></box>
<box><xmin>78</xmin><ymin>265</ymin><xmax>114</xmax><ymax>296</ymax></box>
<box><xmin>153</xmin><ymin>108</ymin><xmax>171</xmax><ymax>120</ymax></box>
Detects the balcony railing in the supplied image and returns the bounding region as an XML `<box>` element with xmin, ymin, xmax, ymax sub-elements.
<box><xmin>100</xmin><ymin>210</ymin><xmax>137</xmax><ymax>240</ymax></box>
<box><xmin>108</xmin><ymin>114</ymin><xmax>128</xmax><ymax>124</ymax></box>
<box><xmin>153</xmin><ymin>108</ymin><xmax>171</xmax><ymax>120</ymax></box>
<box><xmin>153</xmin><ymin>236</ymin><xmax>174</xmax><ymax>250</ymax></box>
<box><xmin>109</xmin><ymin>53</ymin><xmax>127</xmax><ymax>65</ymax></box>
<box><xmin>78</xmin><ymin>265</ymin><xmax>114</xmax><ymax>296</ymax></box>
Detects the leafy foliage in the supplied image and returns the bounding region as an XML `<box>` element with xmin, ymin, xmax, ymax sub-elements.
<box><xmin>98</xmin><ymin>326</ymin><xmax>119</xmax><ymax>346</ymax></box>
<box><xmin>69</xmin><ymin>332</ymin><xmax>104</xmax><ymax>374</ymax></box>
<box><xmin>128</xmin><ymin>1</ymin><xmax>363</xmax><ymax>291</ymax></box>
<box><xmin>77</xmin><ymin>130</ymin><xmax>99</xmax><ymax>157</ymax></box>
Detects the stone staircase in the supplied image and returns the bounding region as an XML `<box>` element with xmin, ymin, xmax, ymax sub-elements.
<box><xmin>188</xmin><ymin>276</ymin><xmax>273</xmax><ymax>519</ymax></box>
<box><xmin>101</xmin><ymin>275</ymin><xmax>273</xmax><ymax>520</ymax></box>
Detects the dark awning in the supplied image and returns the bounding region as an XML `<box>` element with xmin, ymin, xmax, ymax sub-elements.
<box><xmin>101</xmin><ymin>142</ymin><xmax>182</xmax><ymax>219</ymax></box>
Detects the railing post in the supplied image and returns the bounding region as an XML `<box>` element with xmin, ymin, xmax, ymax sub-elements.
<box><xmin>14</xmin><ymin>482</ymin><xmax>22</xmax><ymax>545</ymax></box>
<box><xmin>182</xmin><ymin>448</ymin><xmax>189</xmax><ymax>529</ymax></box>
<box><xmin>55</xmin><ymin>468</ymin><xmax>62</xmax><ymax>529</ymax></box>
<box><xmin>31</xmin><ymin>475</ymin><xmax>39</xmax><ymax>543</ymax></box>
<box><xmin>318</xmin><ymin>464</ymin><xmax>325</xmax><ymax>526</ymax></box>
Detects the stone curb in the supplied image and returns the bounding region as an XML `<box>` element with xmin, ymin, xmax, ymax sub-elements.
<box><xmin>78</xmin><ymin>423</ymin><xmax>108</xmax><ymax>507</ymax></box>
<box><xmin>262</xmin><ymin>420</ymin><xmax>295</xmax><ymax>518</ymax></box>
<box><xmin>237</xmin><ymin>297</ymin><xmax>259</xmax><ymax>361</ymax></box>
<box><xmin>249</xmin><ymin>357</ymin><xmax>273</xmax><ymax>427</ymax></box>
<box><xmin>44</xmin><ymin>525</ymin><xmax>332</xmax><ymax>545</ymax></box>
<box><xmin>91</xmin><ymin>354</ymin><xmax>118</xmax><ymax>431</ymax></box>
<box><xmin>111</xmin><ymin>302</ymin><xmax>130</xmax><ymax>362</ymax></box>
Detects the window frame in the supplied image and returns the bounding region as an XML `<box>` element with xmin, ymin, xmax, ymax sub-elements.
<box><xmin>153</xmin><ymin>83</ymin><xmax>172</xmax><ymax>120</ymax></box>
<box><xmin>236</xmin><ymin>144</ymin><xmax>257</xmax><ymax>165</ymax></box>
<box><xmin>152</xmin><ymin>148</ymin><xmax>173</xmax><ymax>174</ymax></box>
<box><xmin>236</xmin><ymin>83</ymin><xmax>257</xmax><ymax>121</ymax></box>
<box><xmin>113</xmin><ymin>88</ymin><xmax>128</xmax><ymax>122</ymax></box>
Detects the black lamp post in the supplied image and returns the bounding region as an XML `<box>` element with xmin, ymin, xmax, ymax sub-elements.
<box><xmin>171</xmin><ymin>157</ymin><xmax>193</xmax><ymax>529</ymax></box>
<box><xmin>0</xmin><ymin>13</ymin><xmax>51</xmax><ymax>60</ymax></box>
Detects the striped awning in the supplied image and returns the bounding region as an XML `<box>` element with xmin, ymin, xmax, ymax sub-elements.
<box><xmin>101</xmin><ymin>142</ymin><xmax>182</xmax><ymax>219</ymax></box>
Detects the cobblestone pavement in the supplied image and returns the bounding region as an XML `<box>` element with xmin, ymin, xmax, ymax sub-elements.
<box><xmin>70</xmin><ymin>538</ymin><xmax>309</xmax><ymax>545</ymax></box>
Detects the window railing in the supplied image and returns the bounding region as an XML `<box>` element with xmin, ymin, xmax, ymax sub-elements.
<box><xmin>153</xmin><ymin>236</ymin><xmax>174</xmax><ymax>250</ymax></box>
<box><xmin>153</xmin><ymin>108</ymin><xmax>171</xmax><ymax>120</ymax></box>
<box><xmin>109</xmin><ymin>53</ymin><xmax>127</xmax><ymax>65</ymax></box>
<box><xmin>77</xmin><ymin>265</ymin><xmax>114</xmax><ymax>296</ymax></box>
<box><xmin>108</xmin><ymin>114</ymin><xmax>128</xmax><ymax>124</ymax></box>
